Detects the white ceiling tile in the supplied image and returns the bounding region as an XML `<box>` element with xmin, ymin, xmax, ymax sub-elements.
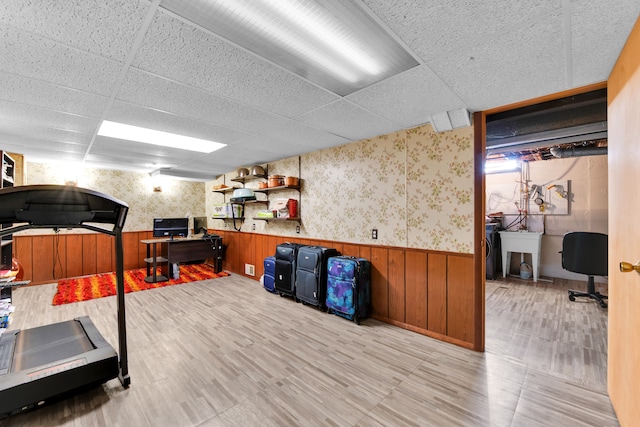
<box><xmin>0</xmin><ymin>1</ymin><xmax>633</xmax><ymax>176</ymax></box>
<box><xmin>86</xmin><ymin>138</ymin><xmax>206</xmax><ymax>174</ymax></box>
<box><xmin>0</xmin><ymin>0</ymin><xmax>150</xmax><ymax>61</ymax></box>
<box><xmin>83</xmin><ymin>153</ymin><xmax>163</xmax><ymax>172</ymax></box>
<box><xmin>168</xmin><ymin>162</ymin><xmax>223</xmax><ymax>177</ymax></box>
<box><xmin>224</xmin><ymin>135</ymin><xmax>319</xmax><ymax>165</ymax></box>
<box><xmin>0</xmin><ymin>118</ymin><xmax>92</xmax><ymax>145</ymax></box>
<box><xmin>257</xmin><ymin>119</ymin><xmax>351</xmax><ymax>151</ymax></box>
<box><xmin>0</xmin><ymin>71</ymin><xmax>108</xmax><ymax>117</ymax></box>
<box><xmin>360</xmin><ymin>0</ymin><xmax>560</xmax><ymax>62</ymax></box>
<box><xmin>0</xmin><ymin>100</ymin><xmax>99</xmax><ymax>134</ymax></box>
<box><xmin>0</xmin><ymin>132</ymin><xmax>88</xmax><ymax>160</ymax></box>
<box><xmin>0</xmin><ymin>25</ymin><xmax>122</xmax><ymax>95</ymax></box>
<box><xmin>189</xmin><ymin>143</ymin><xmax>279</xmax><ymax>171</ymax></box>
<box><xmin>107</xmin><ymin>100</ymin><xmax>251</xmax><ymax>145</ymax></box>
<box><xmin>296</xmin><ymin>100</ymin><xmax>402</xmax><ymax>140</ymax></box>
<box><xmin>427</xmin><ymin>12</ymin><xmax>567</xmax><ymax>111</ymax></box>
<box><xmin>131</xmin><ymin>11</ymin><xmax>340</xmax><ymax>117</ymax></box>
<box><xmin>90</xmin><ymin>136</ymin><xmax>201</xmax><ymax>162</ymax></box>
<box><xmin>347</xmin><ymin>65</ymin><xmax>465</xmax><ymax>128</ymax></box>
<box><xmin>570</xmin><ymin>0</ymin><xmax>640</xmax><ymax>86</ymax></box>
<box><xmin>22</xmin><ymin>150</ymin><xmax>86</xmax><ymax>165</ymax></box>
<box><xmin>118</xmin><ymin>69</ymin><xmax>289</xmax><ymax>135</ymax></box>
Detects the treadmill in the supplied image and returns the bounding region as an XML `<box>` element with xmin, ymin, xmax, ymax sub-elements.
<box><xmin>0</xmin><ymin>185</ymin><xmax>130</xmax><ymax>418</ymax></box>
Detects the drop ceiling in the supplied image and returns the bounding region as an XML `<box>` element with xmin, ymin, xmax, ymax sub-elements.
<box><xmin>1</xmin><ymin>0</ymin><xmax>638</xmax><ymax>180</ymax></box>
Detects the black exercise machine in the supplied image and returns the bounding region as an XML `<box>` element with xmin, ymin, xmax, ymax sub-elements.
<box><xmin>0</xmin><ymin>185</ymin><xmax>130</xmax><ymax>418</ymax></box>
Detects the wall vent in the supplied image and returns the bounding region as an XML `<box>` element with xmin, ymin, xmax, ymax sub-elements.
<box><xmin>245</xmin><ymin>264</ymin><xmax>255</xmax><ymax>276</ymax></box>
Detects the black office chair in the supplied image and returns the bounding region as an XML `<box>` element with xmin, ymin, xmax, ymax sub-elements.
<box><xmin>560</xmin><ymin>232</ymin><xmax>608</xmax><ymax>308</ymax></box>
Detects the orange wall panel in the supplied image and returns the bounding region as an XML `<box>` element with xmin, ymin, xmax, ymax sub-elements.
<box><xmin>370</xmin><ymin>246</ymin><xmax>389</xmax><ymax>318</ymax></box>
<box><xmin>446</xmin><ymin>255</ymin><xmax>475</xmax><ymax>343</ymax></box>
<box><xmin>122</xmin><ymin>232</ymin><xmax>139</xmax><ymax>270</ymax></box>
<box><xmin>427</xmin><ymin>253</ymin><xmax>447</xmax><ymax>334</ymax></box>
<box><xmin>405</xmin><ymin>250</ymin><xmax>427</xmax><ymax>329</ymax></box>
<box><xmin>13</xmin><ymin>236</ymin><xmax>33</xmax><ymax>281</ymax></box>
<box><xmin>254</xmin><ymin>234</ymin><xmax>266</xmax><ymax>277</ymax></box>
<box><xmin>341</xmin><ymin>244</ymin><xmax>360</xmax><ymax>257</ymax></box>
<box><xmin>387</xmin><ymin>248</ymin><xmax>405</xmax><ymax>323</ymax></box>
<box><xmin>82</xmin><ymin>234</ymin><xmax>98</xmax><ymax>276</ymax></box>
<box><xmin>31</xmin><ymin>235</ymin><xmax>54</xmax><ymax>283</ymax></box>
<box><xmin>96</xmin><ymin>233</ymin><xmax>114</xmax><ymax>273</ymax></box>
<box><xmin>65</xmin><ymin>234</ymin><xmax>83</xmax><ymax>279</ymax></box>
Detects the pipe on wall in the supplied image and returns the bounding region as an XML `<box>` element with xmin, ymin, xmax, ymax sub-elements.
<box><xmin>549</xmin><ymin>146</ymin><xmax>608</xmax><ymax>158</ymax></box>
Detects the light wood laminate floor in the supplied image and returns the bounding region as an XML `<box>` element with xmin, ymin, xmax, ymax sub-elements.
<box><xmin>1</xmin><ymin>273</ymin><xmax>617</xmax><ymax>426</ymax></box>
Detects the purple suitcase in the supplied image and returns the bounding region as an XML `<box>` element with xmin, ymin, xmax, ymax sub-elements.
<box><xmin>326</xmin><ymin>256</ymin><xmax>371</xmax><ymax>324</ymax></box>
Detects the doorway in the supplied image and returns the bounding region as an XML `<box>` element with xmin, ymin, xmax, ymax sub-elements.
<box><xmin>477</xmin><ymin>83</ymin><xmax>609</xmax><ymax>391</ymax></box>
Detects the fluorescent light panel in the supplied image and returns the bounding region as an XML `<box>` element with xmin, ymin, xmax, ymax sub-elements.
<box><xmin>97</xmin><ymin>120</ymin><xmax>226</xmax><ymax>153</ymax></box>
<box><xmin>160</xmin><ymin>0</ymin><xmax>419</xmax><ymax>96</ymax></box>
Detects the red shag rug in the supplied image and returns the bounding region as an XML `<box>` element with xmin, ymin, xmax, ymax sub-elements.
<box><xmin>53</xmin><ymin>263</ymin><xmax>229</xmax><ymax>305</ymax></box>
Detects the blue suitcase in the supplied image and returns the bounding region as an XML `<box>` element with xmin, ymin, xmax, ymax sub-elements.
<box><xmin>295</xmin><ymin>246</ymin><xmax>339</xmax><ymax>309</ymax></box>
<box><xmin>263</xmin><ymin>256</ymin><xmax>276</xmax><ymax>293</ymax></box>
<box><xmin>326</xmin><ymin>256</ymin><xmax>371</xmax><ymax>324</ymax></box>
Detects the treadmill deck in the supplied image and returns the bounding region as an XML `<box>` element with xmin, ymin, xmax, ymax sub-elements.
<box><xmin>0</xmin><ymin>317</ymin><xmax>119</xmax><ymax>418</ymax></box>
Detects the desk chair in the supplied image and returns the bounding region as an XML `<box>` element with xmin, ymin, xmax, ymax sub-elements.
<box><xmin>561</xmin><ymin>232</ymin><xmax>608</xmax><ymax>308</ymax></box>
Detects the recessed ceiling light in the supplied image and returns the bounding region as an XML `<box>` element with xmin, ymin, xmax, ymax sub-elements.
<box><xmin>97</xmin><ymin>121</ymin><xmax>226</xmax><ymax>153</ymax></box>
<box><xmin>160</xmin><ymin>0</ymin><xmax>419</xmax><ymax>96</ymax></box>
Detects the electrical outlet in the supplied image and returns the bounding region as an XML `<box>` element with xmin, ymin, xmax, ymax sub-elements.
<box><xmin>296</xmin><ymin>225</ymin><xmax>300</xmax><ymax>234</ymax></box>
<box><xmin>372</xmin><ymin>229</ymin><xmax>378</xmax><ymax>239</ymax></box>
<box><xmin>252</xmin><ymin>223</ymin><xmax>256</xmax><ymax>230</ymax></box>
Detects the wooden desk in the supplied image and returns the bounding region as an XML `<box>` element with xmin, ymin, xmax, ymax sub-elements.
<box><xmin>141</xmin><ymin>235</ymin><xmax>223</xmax><ymax>283</ymax></box>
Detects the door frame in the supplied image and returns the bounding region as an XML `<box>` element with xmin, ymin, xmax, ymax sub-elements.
<box><xmin>473</xmin><ymin>81</ymin><xmax>608</xmax><ymax>352</ymax></box>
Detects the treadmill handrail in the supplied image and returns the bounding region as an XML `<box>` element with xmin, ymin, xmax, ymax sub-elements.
<box><xmin>0</xmin><ymin>184</ymin><xmax>130</xmax><ymax>387</ymax></box>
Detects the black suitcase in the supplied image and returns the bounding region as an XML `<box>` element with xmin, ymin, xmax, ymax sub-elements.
<box><xmin>275</xmin><ymin>242</ymin><xmax>302</xmax><ymax>262</ymax></box>
<box><xmin>295</xmin><ymin>246</ymin><xmax>339</xmax><ymax>309</ymax></box>
<box><xmin>274</xmin><ymin>243</ymin><xmax>304</xmax><ymax>298</ymax></box>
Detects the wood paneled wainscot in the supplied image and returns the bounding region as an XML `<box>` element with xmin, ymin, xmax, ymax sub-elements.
<box><xmin>214</xmin><ymin>230</ymin><xmax>478</xmax><ymax>350</ymax></box>
<box><xmin>13</xmin><ymin>230</ymin><xmax>478</xmax><ymax>350</ymax></box>
<box><xmin>13</xmin><ymin>231</ymin><xmax>152</xmax><ymax>283</ymax></box>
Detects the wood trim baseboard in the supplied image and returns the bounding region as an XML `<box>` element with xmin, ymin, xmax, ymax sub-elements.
<box><xmin>372</xmin><ymin>315</ymin><xmax>475</xmax><ymax>350</ymax></box>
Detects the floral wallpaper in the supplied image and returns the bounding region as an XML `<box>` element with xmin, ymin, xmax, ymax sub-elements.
<box><xmin>19</xmin><ymin>122</ymin><xmax>473</xmax><ymax>253</ymax></box>
<box><xmin>406</xmin><ymin>125</ymin><xmax>474</xmax><ymax>253</ymax></box>
<box><xmin>208</xmin><ymin>123</ymin><xmax>475</xmax><ymax>254</ymax></box>
<box><xmin>300</xmin><ymin>129</ymin><xmax>407</xmax><ymax>245</ymax></box>
<box><xmin>25</xmin><ymin>163</ymin><xmax>205</xmax><ymax>233</ymax></box>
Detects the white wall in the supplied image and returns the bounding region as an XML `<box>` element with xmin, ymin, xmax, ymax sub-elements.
<box><xmin>486</xmin><ymin>155</ymin><xmax>608</xmax><ymax>281</ymax></box>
